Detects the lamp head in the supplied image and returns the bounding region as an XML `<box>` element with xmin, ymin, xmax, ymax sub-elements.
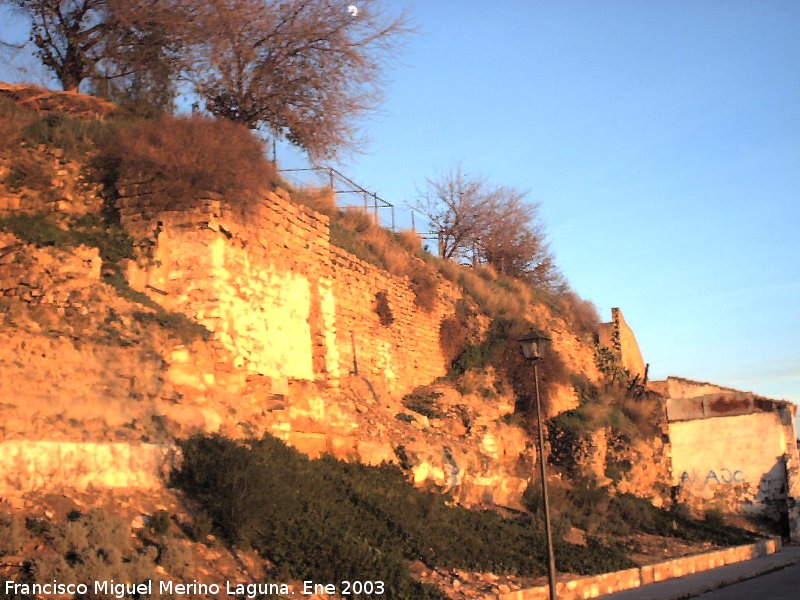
<box><xmin>518</xmin><ymin>332</ymin><xmax>550</xmax><ymax>361</ymax></box>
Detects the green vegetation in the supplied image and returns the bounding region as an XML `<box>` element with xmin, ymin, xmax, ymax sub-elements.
<box><xmin>524</xmin><ymin>479</ymin><xmax>753</xmax><ymax>546</ymax></box>
<box><xmin>0</xmin><ymin>98</ymin><xmax>38</xmax><ymax>151</ymax></box>
<box><xmin>0</xmin><ymin>514</ymin><xmax>23</xmax><ymax>557</ymax></box>
<box><xmin>0</xmin><ymin>212</ymin><xmax>209</xmax><ymax>344</ymax></box>
<box><xmin>374</xmin><ymin>290</ymin><xmax>395</xmax><ymax>326</ymax></box>
<box><xmin>132</xmin><ymin>311</ymin><xmax>211</xmax><ymax>345</ymax></box>
<box><xmin>550</xmin><ymin>374</ymin><xmax>661</xmax><ymax>447</ymax></box>
<box><xmin>1</xmin><ymin>508</ymin><xmax>202</xmax><ymax>594</ymax></box>
<box><xmin>148</xmin><ymin>510</ymin><xmax>172</xmax><ymax>537</ymax></box>
<box><xmin>0</xmin><ymin>212</ymin><xmax>134</xmax><ymax>265</ymax></box>
<box><xmin>401</xmin><ymin>390</ymin><xmax>444</xmax><ymax>419</ymax></box>
<box><xmin>22</xmin><ymin>113</ymin><xmax>112</xmax><ymax>159</ymax></box>
<box><xmin>175</xmin><ymin>435</ymin><xmax>638</xmax><ymax>600</ymax></box>
<box><xmin>4</xmin><ymin>154</ymin><xmax>56</xmax><ymax>195</ymax></box>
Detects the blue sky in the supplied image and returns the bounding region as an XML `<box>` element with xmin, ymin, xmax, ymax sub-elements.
<box><xmin>1</xmin><ymin>2</ymin><xmax>798</xmax><ymax>405</ymax></box>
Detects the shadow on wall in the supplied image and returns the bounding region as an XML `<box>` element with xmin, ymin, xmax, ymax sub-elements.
<box><xmin>756</xmin><ymin>459</ymin><xmax>792</xmax><ymax>539</ymax></box>
<box><xmin>675</xmin><ymin>457</ymin><xmax>792</xmax><ymax>539</ymax></box>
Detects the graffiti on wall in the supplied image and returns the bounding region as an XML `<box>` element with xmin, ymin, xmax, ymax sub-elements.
<box><xmin>680</xmin><ymin>468</ymin><xmax>745</xmax><ymax>486</ymax></box>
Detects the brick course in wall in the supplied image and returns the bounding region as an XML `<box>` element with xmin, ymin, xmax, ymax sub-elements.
<box><xmin>118</xmin><ymin>190</ymin><xmax>456</xmax><ymax>397</ymax></box>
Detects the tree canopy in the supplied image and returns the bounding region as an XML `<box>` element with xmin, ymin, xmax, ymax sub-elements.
<box><xmin>415</xmin><ymin>167</ymin><xmax>563</xmax><ymax>289</ymax></box>
<box><xmin>3</xmin><ymin>0</ymin><xmax>411</xmax><ymax>157</ymax></box>
<box><xmin>187</xmin><ymin>0</ymin><xmax>410</xmax><ymax>159</ymax></box>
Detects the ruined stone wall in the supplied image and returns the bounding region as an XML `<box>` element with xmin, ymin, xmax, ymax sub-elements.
<box><xmin>0</xmin><ymin>147</ymin><xmax>104</xmax><ymax>216</ymax></box>
<box><xmin>328</xmin><ymin>245</ymin><xmax>454</xmax><ymax>394</ymax></box>
<box><xmin>0</xmin><ymin>441</ymin><xmax>173</xmax><ymax>494</ymax></box>
<box><xmin>122</xmin><ymin>193</ymin><xmax>335</xmax><ymax>389</ymax></box>
<box><xmin>654</xmin><ymin>376</ymin><xmax>739</xmax><ymax>400</ymax></box>
<box><xmin>667</xmin><ymin>390</ymin><xmax>800</xmax><ymax>534</ymax></box>
<box><xmin>597</xmin><ymin>307</ymin><xmax>646</xmax><ymax>378</ymax></box>
<box><xmin>670</xmin><ymin>412</ymin><xmax>789</xmax><ymax>513</ymax></box>
<box><xmin>120</xmin><ymin>190</ymin><xmax>453</xmax><ymax>397</ymax></box>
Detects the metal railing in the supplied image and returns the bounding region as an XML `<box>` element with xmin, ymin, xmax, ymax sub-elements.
<box><xmin>279</xmin><ymin>166</ymin><xmax>397</xmax><ymax>230</ymax></box>
<box><xmin>277</xmin><ymin>165</ymin><xmax>445</xmax><ymax>260</ymax></box>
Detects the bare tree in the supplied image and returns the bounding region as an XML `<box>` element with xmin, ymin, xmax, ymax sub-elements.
<box><xmin>414</xmin><ymin>166</ymin><xmax>492</xmax><ymax>260</ymax></box>
<box><xmin>5</xmin><ymin>0</ymin><xmax>410</xmax><ymax>156</ymax></box>
<box><xmin>3</xmin><ymin>0</ymin><xmax>184</xmax><ymax>95</ymax></box>
<box><xmin>186</xmin><ymin>0</ymin><xmax>412</xmax><ymax>159</ymax></box>
<box><xmin>90</xmin><ymin>9</ymin><xmax>182</xmax><ymax>114</ymax></box>
<box><xmin>415</xmin><ymin>167</ymin><xmax>562</xmax><ymax>288</ymax></box>
<box><xmin>475</xmin><ymin>186</ymin><xmax>559</xmax><ymax>285</ymax></box>
<box><xmin>3</xmin><ymin>0</ymin><xmax>105</xmax><ymax>90</ymax></box>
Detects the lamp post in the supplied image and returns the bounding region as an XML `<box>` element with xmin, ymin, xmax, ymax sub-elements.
<box><xmin>518</xmin><ymin>332</ymin><xmax>557</xmax><ymax>600</ymax></box>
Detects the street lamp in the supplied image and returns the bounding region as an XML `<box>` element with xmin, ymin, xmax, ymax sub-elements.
<box><xmin>518</xmin><ymin>332</ymin><xmax>557</xmax><ymax>600</ymax></box>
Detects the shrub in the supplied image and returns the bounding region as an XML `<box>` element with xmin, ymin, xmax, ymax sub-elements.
<box><xmin>0</xmin><ymin>97</ymin><xmax>37</xmax><ymax>149</ymax></box>
<box><xmin>4</xmin><ymin>153</ymin><xmax>55</xmax><ymax>194</ymax></box>
<box><xmin>148</xmin><ymin>510</ymin><xmax>171</xmax><ymax>536</ymax></box>
<box><xmin>133</xmin><ymin>311</ymin><xmax>211</xmax><ymax>344</ymax></box>
<box><xmin>0</xmin><ymin>213</ymin><xmax>134</xmax><ymax>266</ymax></box>
<box><xmin>409</xmin><ymin>269</ymin><xmax>439</xmax><ymax>311</ymax></box>
<box><xmin>549</xmin><ymin>377</ymin><xmax>661</xmax><ymax>445</ymax></box>
<box><xmin>457</xmin><ymin>270</ymin><xmax>525</xmax><ymax>317</ymax></box>
<box><xmin>525</xmin><ymin>475</ymin><xmax>754</xmax><ymax>547</ymax></box>
<box><xmin>395</xmin><ymin>229</ymin><xmax>422</xmax><ymax>252</ymax></box>
<box><xmin>0</xmin><ymin>213</ymin><xmax>72</xmax><ymax>248</ymax></box>
<box><xmin>559</xmin><ymin>290</ymin><xmax>600</xmax><ymax>338</ymax></box>
<box><xmin>0</xmin><ymin>513</ymin><xmax>24</xmax><ymax>556</ymax></box>
<box><xmin>29</xmin><ymin>509</ymin><xmax>159</xmax><ymax>593</ymax></box>
<box><xmin>704</xmin><ymin>507</ymin><xmax>725</xmax><ymax>528</ymax></box>
<box><xmin>174</xmin><ymin>435</ymin><xmax>640</xmax><ymax>599</ymax></box>
<box><xmin>190</xmin><ymin>510</ymin><xmax>213</xmax><ymax>543</ymax></box>
<box><xmin>158</xmin><ymin>538</ymin><xmax>194</xmax><ymax>578</ymax></box>
<box><xmin>25</xmin><ymin>517</ymin><xmax>50</xmax><ymax>536</ymax></box>
<box><xmin>402</xmin><ymin>390</ymin><xmax>444</xmax><ymax>419</ymax></box>
<box><xmin>22</xmin><ymin>113</ymin><xmax>110</xmax><ymax>158</ymax></box>
<box><xmin>439</xmin><ymin>316</ymin><xmax>468</xmax><ymax>364</ymax></box>
<box><xmin>290</xmin><ymin>186</ymin><xmax>337</xmax><ymax>216</ymax></box>
<box><xmin>329</xmin><ymin>221</ymin><xmax>387</xmax><ymax>268</ymax></box>
<box><xmin>103</xmin><ymin>114</ymin><xmax>275</xmax><ymax>213</ymax></box>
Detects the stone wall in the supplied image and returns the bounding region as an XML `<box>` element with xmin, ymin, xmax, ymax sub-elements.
<box><xmin>497</xmin><ymin>538</ymin><xmax>781</xmax><ymax>600</ymax></box>
<box><xmin>652</xmin><ymin>376</ymin><xmax>739</xmax><ymax>400</ymax></box>
<box><xmin>0</xmin><ymin>441</ymin><xmax>173</xmax><ymax>494</ymax></box>
<box><xmin>670</xmin><ymin>412</ymin><xmax>790</xmax><ymax>514</ymax></box>
<box><xmin>120</xmin><ymin>190</ymin><xmax>455</xmax><ymax>398</ymax></box>
<box><xmin>328</xmin><ymin>245</ymin><xmax>455</xmax><ymax>394</ymax></box>
<box><xmin>597</xmin><ymin>307</ymin><xmax>646</xmax><ymax>378</ymax></box>
<box><xmin>664</xmin><ymin>378</ymin><xmax>800</xmax><ymax>536</ymax></box>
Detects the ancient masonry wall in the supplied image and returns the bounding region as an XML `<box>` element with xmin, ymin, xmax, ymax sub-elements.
<box><xmin>597</xmin><ymin>307</ymin><xmax>646</xmax><ymax>378</ymax></box>
<box><xmin>328</xmin><ymin>244</ymin><xmax>455</xmax><ymax>393</ymax></box>
<box><xmin>120</xmin><ymin>189</ymin><xmax>456</xmax><ymax>397</ymax></box>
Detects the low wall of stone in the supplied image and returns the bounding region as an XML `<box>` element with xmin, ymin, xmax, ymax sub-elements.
<box><xmin>496</xmin><ymin>538</ymin><xmax>780</xmax><ymax>600</ymax></box>
<box><xmin>0</xmin><ymin>441</ymin><xmax>175</xmax><ymax>494</ymax></box>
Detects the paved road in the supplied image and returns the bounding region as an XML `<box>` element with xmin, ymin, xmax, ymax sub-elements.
<box><xmin>600</xmin><ymin>545</ymin><xmax>800</xmax><ymax>600</ymax></box>
<box><xmin>691</xmin><ymin>562</ymin><xmax>800</xmax><ymax>599</ymax></box>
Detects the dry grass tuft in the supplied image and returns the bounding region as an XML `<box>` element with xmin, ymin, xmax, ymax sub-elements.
<box><xmin>291</xmin><ymin>186</ymin><xmax>337</xmax><ymax>216</ymax></box>
<box><xmin>0</xmin><ymin>98</ymin><xmax>37</xmax><ymax>150</ymax></box>
<box><xmin>104</xmin><ymin>114</ymin><xmax>275</xmax><ymax>214</ymax></box>
<box><xmin>396</xmin><ymin>229</ymin><xmax>422</xmax><ymax>252</ymax></box>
